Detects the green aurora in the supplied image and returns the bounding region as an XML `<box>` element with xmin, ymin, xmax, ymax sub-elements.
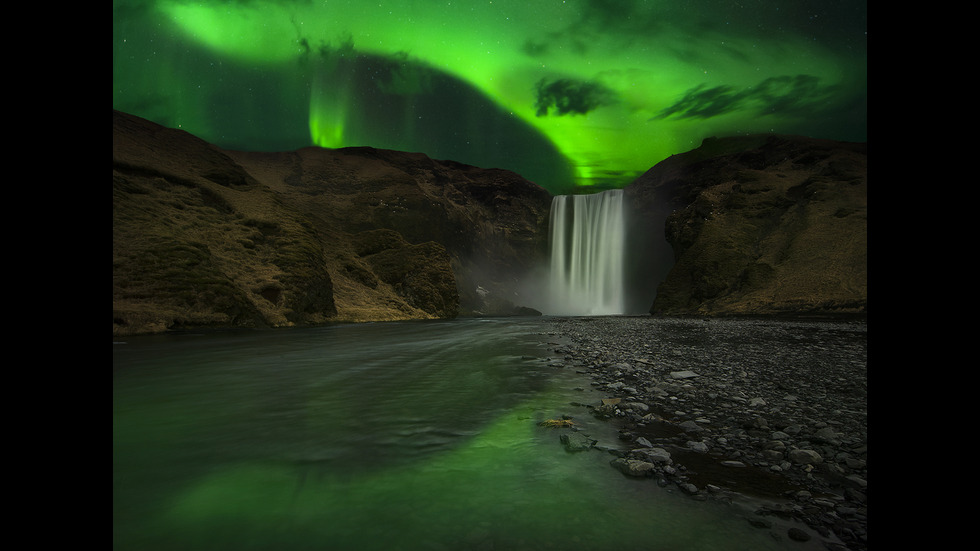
<box><xmin>112</xmin><ymin>0</ymin><xmax>867</xmax><ymax>194</ymax></box>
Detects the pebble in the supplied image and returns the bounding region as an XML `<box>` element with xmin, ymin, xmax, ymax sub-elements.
<box><xmin>670</xmin><ymin>370</ymin><xmax>700</xmax><ymax>379</ymax></box>
<box><xmin>546</xmin><ymin>316</ymin><xmax>867</xmax><ymax>551</ymax></box>
<box><xmin>788</xmin><ymin>449</ymin><xmax>823</xmax><ymax>465</ymax></box>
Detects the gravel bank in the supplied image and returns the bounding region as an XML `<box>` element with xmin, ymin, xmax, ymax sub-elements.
<box><xmin>546</xmin><ymin>316</ymin><xmax>868</xmax><ymax>550</ymax></box>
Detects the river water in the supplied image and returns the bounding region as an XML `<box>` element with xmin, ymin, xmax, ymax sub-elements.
<box><xmin>113</xmin><ymin>317</ymin><xmax>833</xmax><ymax>550</ymax></box>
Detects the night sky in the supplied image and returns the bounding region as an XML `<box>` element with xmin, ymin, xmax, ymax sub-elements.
<box><xmin>113</xmin><ymin>0</ymin><xmax>867</xmax><ymax>194</ymax></box>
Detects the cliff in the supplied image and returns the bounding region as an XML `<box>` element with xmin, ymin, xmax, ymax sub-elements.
<box><xmin>114</xmin><ymin>110</ymin><xmax>867</xmax><ymax>334</ymax></box>
<box><xmin>113</xmin><ymin>110</ymin><xmax>551</xmax><ymax>336</ymax></box>
<box><xmin>626</xmin><ymin>135</ymin><xmax>867</xmax><ymax>316</ymax></box>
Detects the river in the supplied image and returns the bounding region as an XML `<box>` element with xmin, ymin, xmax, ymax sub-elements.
<box><xmin>113</xmin><ymin>317</ymin><xmax>836</xmax><ymax>550</ymax></box>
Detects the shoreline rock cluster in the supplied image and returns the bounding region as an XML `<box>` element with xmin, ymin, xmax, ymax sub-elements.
<box><xmin>546</xmin><ymin>316</ymin><xmax>867</xmax><ymax>551</ymax></box>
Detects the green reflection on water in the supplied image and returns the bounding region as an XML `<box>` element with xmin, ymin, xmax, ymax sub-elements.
<box><xmin>119</xmin><ymin>398</ymin><xmax>777</xmax><ymax>551</ymax></box>
<box><xmin>113</xmin><ymin>321</ymin><xmax>807</xmax><ymax>551</ymax></box>
<box><xmin>147</xmin><ymin>408</ymin><xmax>634</xmax><ymax>549</ymax></box>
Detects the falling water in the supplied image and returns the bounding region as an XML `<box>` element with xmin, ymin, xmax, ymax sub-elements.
<box><xmin>548</xmin><ymin>189</ymin><xmax>626</xmax><ymax>315</ymax></box>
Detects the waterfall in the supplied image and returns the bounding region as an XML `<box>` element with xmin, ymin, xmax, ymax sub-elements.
<box><xmin>548</xmin><ymin>189</ymin><xmax>626</xmax><ymax>315</ymax></box>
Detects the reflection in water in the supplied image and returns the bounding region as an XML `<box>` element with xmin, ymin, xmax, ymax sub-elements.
<box><xmin>114</xmin><ymin>318</ymin><xmax>832</xmax><ymax>550</ymax></box>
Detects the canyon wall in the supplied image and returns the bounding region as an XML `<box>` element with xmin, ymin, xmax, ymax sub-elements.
<box><xmin>113</xmin><ymin>110</ymin><xmax>551</xmax><ymax>336</ymax></box>
<box><xmin>114</xmin><ymin>110</ymin><xmax>867</xmax><ymax>336</ymax></box>
<box><xmin>626</xmin><ymin>135</ymin><xmax>867</xmax><ymax>316</ymax></box>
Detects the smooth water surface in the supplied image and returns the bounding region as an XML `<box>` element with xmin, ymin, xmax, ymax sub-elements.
<box><xmin>114</xmin><ymin>318</ymin><xmax>827</xmax><ymax>550</ymax></box>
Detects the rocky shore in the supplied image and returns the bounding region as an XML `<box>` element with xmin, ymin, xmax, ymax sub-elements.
<box><xmin>545</xmin><ymin>316</ymin><xmax>867</xmax><ymax>550</ymax></box>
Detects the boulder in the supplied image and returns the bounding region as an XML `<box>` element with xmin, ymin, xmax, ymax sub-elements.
<box><xmin>788</xmin><ymin>449</ymin><xmax>823</xmax><ymax>465</ymax></box>
<box><xmin>687</xmin><ymin>441</ymin><xmax>709</xmax><ymax>453</ymax></box>
<box><xmin>560</xmin><ymin>432</ymin><xmax>596</xmax><ymax>452</ymax></box>
<box><xmin>611</xmin><ymin>458</ymin><xmax>657</xmax><ymax>477</ymax></box>
<box><xmin>629</xmin><ymin>447</ymin><xmax>672</xmax><ymax>465</ymax></box>
<box><xmin>669</xmin><ymin>370</ymin><xmax>700</xmax><ymax>379</ymax></box>
<box><xmin>678</xmin><ymin>483</ymin><xmax>700</xmax><ymax>495</ymax></box>
<box><xmin>812</xmin><ymin>426</ymin><xmax>843</xmax><ymax>446</ymax></box>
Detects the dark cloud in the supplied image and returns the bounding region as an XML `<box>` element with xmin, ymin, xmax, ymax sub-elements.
<box><xmin>534</xmin><ymin>78</ymin><xmax>616</xmax><ymax>117</ymax></box>
<box><xmin>654</xmin><ymin>84</ymin><xmax>741</xmax><ymax>120</ymax></box>
<box><xmin>653</xmin><ymin>74</ymin><xmax>840</xmax><ymax>121</ymax></box>
<box><xmin>753</xmin><ymin>75</ymin><xmax>838</xmax><ymax>116</ymax></box>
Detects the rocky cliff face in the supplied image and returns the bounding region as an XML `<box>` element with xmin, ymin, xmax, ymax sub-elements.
<box><xmin>114</xmin><ymin>110</ymin><xmax>867</xmax><ymax>334</ymax></box>
<box><xmin>113</xmin><ymin>110</ymin><xmax>551</xmax><ymax>336</ymax></box>
<box><xmin>626</xmin><ymin>135</ymin><xmax>867</xmax><ymax>316</ymax></box>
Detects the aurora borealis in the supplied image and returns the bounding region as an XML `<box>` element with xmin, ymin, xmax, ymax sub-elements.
<box><xmin>112</xmin><ymin>0</ymin><xmax>867</xmax><ymax>194</ymax></box>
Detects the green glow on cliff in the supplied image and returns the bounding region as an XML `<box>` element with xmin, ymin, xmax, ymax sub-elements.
<box><xmin>115</xmin><ymin>0</ymin><xmax>866</xmax><ymax>192</ymax></box>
